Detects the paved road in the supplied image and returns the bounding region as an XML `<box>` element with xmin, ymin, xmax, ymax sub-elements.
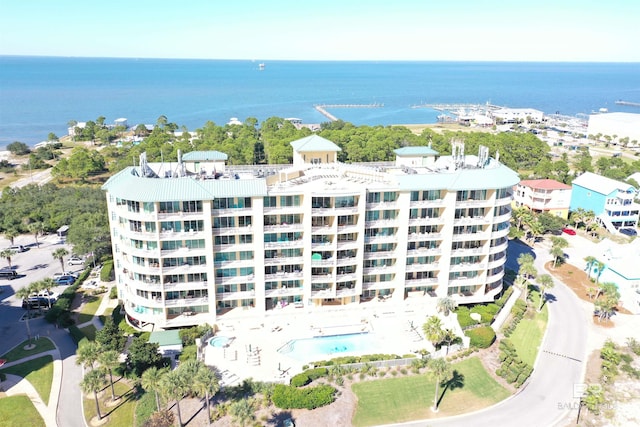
<box><xmin>385</xmin><ymin>244</ymin><xmax>588</xmax><ymax>427</ymax></box>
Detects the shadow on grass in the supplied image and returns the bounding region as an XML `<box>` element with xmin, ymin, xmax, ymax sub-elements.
<box><xmin>437</xmin><ymin>370</ymin><xmax>465</xmax><ymax>408</ymax></box>
<box><xmin>103</xmin><ymin>379</ymin><xmax>137</xmax><ymax>417</ymax></box>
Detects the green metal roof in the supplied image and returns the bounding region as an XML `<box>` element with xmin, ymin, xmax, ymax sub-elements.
<box><xmin>394</xmin><ymin>146</ymin><xmax>439</xmax><ymax>156</ymax></box>
<box><xmin>149</xmin><ymin>330</ymin><xmax>182</xmax><ymax>347</ymax></box>
<box><xmin>181</xmin><ymin>151</ymin><xmax>228</xmax><ymax>161</ymax></box>
<box><xmin>290</xmin><ymin>135</ymin><xmax>342</xmax><ymax>152</ymax></box>
<box><xmin>396</xmin><ymin>163</ymin><xmax>520</xmax><ymax>191</ymax></box>
<box><xmin>102</xmin><ymin>168</ymin><xmax>268</xmax><ymax>201</ymax></box>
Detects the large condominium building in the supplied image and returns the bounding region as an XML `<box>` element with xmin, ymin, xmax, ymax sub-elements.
<box><xmin>102</xmin><ymin>136</ymin><xmax>519</xmax><ymax>330</ymax></box>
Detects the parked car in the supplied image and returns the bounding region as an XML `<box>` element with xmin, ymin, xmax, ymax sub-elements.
<box><xmin>67</xmin><ymin>256</ymin><xmax>84</xmax><ymax>266</ymax></box>
<box><xmin>54</xmin><ymin>275</ymin><xmax>76</xmax><ymax>285</ymax></box>
<box><xmin>562</xmin><ymin>227</ymin><xmax>577</xmax><ymax>235</ymax></box>
<box><xmin>53</xmin><ymin>271</ymin><xmax>78</xmax><ymax>279</ymax></box>
<box><xmin>619</xmin><ymin>228</ymin><xmax>638</xmax><ymax>236</ymax></box>
<box><xmin>31</xmin><ymin>290</ymin><xmax>59</xmax><ymax>303</ymax></box>
<box><xmin>22</xmin><ymin>297</ymin><xmax>50</xmax><ymax>309</ymax></box>
<box><xmin>7</xmin><ymin>245</ymin><xmax>27</xmax><ymax>252</ymax></box>
<box><xmin>0</xmin><ymin>268</ymin><xmax>18</xmax><ymax>279</ymax></box>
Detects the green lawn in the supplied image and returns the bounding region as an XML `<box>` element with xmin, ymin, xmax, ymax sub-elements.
<box><xmin>0</xmin><ymin>338</ymin><xmax>55</xmax><ymax>362</ymax></box>
<box><xmin>79</xmin><ymin>324</ymin><xmax>98</xmax><ymax>341</ymax></box>
<box><xmin>0</xmin><ymin>395</ymin><xmax>46</xmax><ymax>427</ymax></box>
<box><xmin>0</xmin><ymin>355</ymin><xmax>54</xmax><ymax>405</ymax></box>
<box><xmin>83</xmin><ymin>379</ymin><xmax>138</xmax><ymax>427</ymax></box>
<box><xmin>510</xmin><ymin>297</ymin><xmax>549</xmax><ymax>366</ymax></box>
<box><xmin>352</xmin><ymin>357</ymin><xmax>510</xmax><ymax>427</ymax></box>
<box><xmin>76</xmin><ymin>292</ymin><xmax>104</xmax><ymax>325</ymax></box>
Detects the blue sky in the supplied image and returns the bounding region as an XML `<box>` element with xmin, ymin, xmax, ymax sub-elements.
<box><xmin>1</xmin><ymin>0</ymin><xmax>639</xmax><ymax>61</ymax></box>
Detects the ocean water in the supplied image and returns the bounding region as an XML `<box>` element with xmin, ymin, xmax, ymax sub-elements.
<box><xmin>1</xmin><ymin>56</ymin><xmax>639</xmax><ymax>147</ymax></box>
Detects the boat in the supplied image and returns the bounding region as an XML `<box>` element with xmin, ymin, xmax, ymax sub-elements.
<box><xmin>259</xmin><ymin>63</ymin><xmax>265</xmax><ymax>71</ymax></box>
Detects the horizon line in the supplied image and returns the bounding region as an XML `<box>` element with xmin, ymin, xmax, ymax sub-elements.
<box><xmin>1</xmin><ymin>54</ymin><xmax>639</xmax><ymax>64</ymax></box>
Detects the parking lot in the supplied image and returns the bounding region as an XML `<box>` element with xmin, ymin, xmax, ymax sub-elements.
<box><xmin>0</xmin><ymin>233</ymin><xmax>82</xmax><ymax>354</ymax></box>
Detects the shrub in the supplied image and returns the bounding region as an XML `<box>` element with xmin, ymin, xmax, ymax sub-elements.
<box><xmin>456</xmin><ymin>306</ymin><xmax>475</xmax><ymax>328</ymax></box>
<box><xmin>109</xmin><ymin>286</ymin><xmax>118</xmax><ymax>299</ymax></box>
<box><xmin>290</xmin><ymin>367</ymin><xmax>328</xmax><ymax>387</ymax></box>
<box><xmin>142</xmin><ymin>410</ymin><xmax>174</xmax><ymax>427</ymax></box>
<box><xmin>272</xmin><ymin>384</ymin><xmax>336</xmax><ymax>410</ymax></box>
<box><xmin>465</xmin><ymin>326</ymin><xmax>496</xmax><ymax>349</ymax></box>
<box><xmin>179</xmin><ymin>345</ymin><xmax>197</xmax><ymax>361</ymax></box>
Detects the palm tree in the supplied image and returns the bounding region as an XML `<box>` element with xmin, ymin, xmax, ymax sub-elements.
<box><xmin>428</xmin><ymin>357</ymin><xmax>452</xmax><ymax>412</ymax></box>
<box><xmin>584</xmin><ymin>256</ymin><xmax>597</xmax><ymax>280</ymax></box>
<box><xmin>0</xmin><ymin>249</ymin><xmax>16</xmax><ymax>269</ymax></box>
<box><xmin>161</xmin><ymin>369</ymin><xmax>189</xmax><ymax>427</ymax></box>
<box><xmin>594</xmin><ymin>261</ymin><xmax>606</xmax><ymax>285</ymax></box>
<box><xmin>76</xmin><ymin>340</ymin><xmax>101</xmax><ymax>370</ymax></box>
<box><xmin>15</xmin><ymin>285</ymin><xmax>35</xmax><ymax>341</ymax></box>
<box><xmin>142</xmin><ymin>366</ymin><xmax>167</xmax><ymax>412</ymax></box>
<box><xmin>3</xmin><ymin>229</ymin><xmax>18</xmax><ymax>246</ymax></box>
<box><xmin>80</xmin><ymin>369</ymin><xmax>108</xmax><ymax>421</ymax></box>
<box><xmin>192</xmin><ymin>366</ymin><xmax>220</xmax><ymax>425</ymax></box>
<box><xmin>550</xmin><ymin>246</ymin><xmax>565</xmax><ymax>268</ymax></box>
<box><xmin>229</xmin><ymin>398</ymin><xmax>255</xmax><ymax>427</ymax></box>
<box><xmin>516</xmin><ymin>253</ymin><xmax>537</xmax><ymax>302</ymax></box>
<box><xmin>52</xmin><ymin>248</ymin><xmax>69</xmax><ymax>272</ymax></box>
<box><xmin>440</xmin><ymin>329</ymin><xmax>457</xmax><ymax>355</ymax></box>
<box><xmin>537</xmin><ymin>274</ymin><xmax>554</xmax><ymax>312</ymax></box>
<box><xmin>436</xmin><ymin>297</ymin><xmax>457</xmax><ymax>317</ymax></box>
<box><xmin>27</xmin><ymin>222</ymin><xmax>45</xmax><ymax>248</ymax></box>
<box><xmin>98</xmin><ymin>350</ymin><xmax>120</xmax><ymax>402</ymax></box>
<box><xmin>422</xmin><ymin>315</ymin><xmax>445</xmax><ymax>349</ymax></box>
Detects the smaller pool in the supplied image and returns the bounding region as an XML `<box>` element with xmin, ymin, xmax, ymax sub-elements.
<box><xmin>209</xmin><ymin>336</ymin><xmax>232</xmax><ymax>348</ymax></box>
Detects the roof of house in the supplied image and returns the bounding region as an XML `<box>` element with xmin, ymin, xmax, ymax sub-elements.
<box><xmin>393</xmin><ymin>146</ymin><xmax>439</xmax><ymax>157</ymax></box>
<box><xmin>290</xmin><ymin>135</ymin><xmax>341</xmax><ymax>152</ymax></box>
<box><xmin>182</xmin><ymin>151</ymin><xmax>228</xmax><ymax>161</ymax></box>
<box><xmin>149</xmin><ymin>330</ymin><xmax>182</xmax><ymax>347</ymax></box>
<box><xmin>519</xmin><ymin>179</ymin><xmax>571</xmax><ymax>190</ymax></box>
<box><xmin>571</xmin><ymin>172</ymin><xmax>636</xmax><ymax>195</ymax></box>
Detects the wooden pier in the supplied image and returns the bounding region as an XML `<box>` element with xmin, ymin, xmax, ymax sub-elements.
<box><xmin>314</xmin><ymin>103</ymin><xmax>384</xmax><ymax>121</ymax></box>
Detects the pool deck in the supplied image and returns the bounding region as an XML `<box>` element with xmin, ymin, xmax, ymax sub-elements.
<box><xmin>203</xmin><ymin>297</ymin><xmax>462</xmax><ymax>385</ymax></box>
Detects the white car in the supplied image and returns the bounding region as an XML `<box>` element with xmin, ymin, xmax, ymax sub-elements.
<box><xmin>54</xmin><ymin>271</ymin><xmax>78</xmax><ymax>279</ymax></box>
<box><xmin>68</xmin><ymin>257</ymin><xmax>84</xmax><ymax>266</ymax></box>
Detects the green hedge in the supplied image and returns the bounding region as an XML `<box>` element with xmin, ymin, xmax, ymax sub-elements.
<box><xmin>45</xmin><ymin>282</ymin><xmax>80</xmax><ymax>327</ymax></box>
<box><xmin>312</xmin><ymin>353</ymin><xmax>401</xmax><ymax>367</ymax></box>
<box><xmin>496</xmin><ymin>339</ymin><xmax>532</xmax><ymax>388</ymax></box>
<box><xmin>465</xmin><ymin>326</ymin><xmax>496</xmax><ymax>349</ymax></box>
<box><xmin>502</xmin><ymin>299</ymin><xmax>528</xmax><ymax>337</ymax></box>
<box><xmin>272</xmin><ymin>384</ymin><xmax>336</xmax><ymax>409</ymax></box>
<box><xmin>290</xmin><ymin>367</ymin><xmax>328</xmax><ymax>387</ymax></box>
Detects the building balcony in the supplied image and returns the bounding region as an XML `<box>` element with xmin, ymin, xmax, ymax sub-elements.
<box><xmin>311</xmin><ymin>289</ymin><xmax>336</xmax><ymax>298</ymax></box>
<box><xmin>265</xmin><ymin>287</ymin><xmax>303</xmax><ymax>298</ymax></box>
<box><xmin>212</xmin><ymin>225</ymin><xmax>254</xmax><ymax>236</ymax></box>
<box><xmin>212</xmin><ymin>207</ymin><xmax>254</xmax><ymax>216</ymax></box>
<box><xmin>486</xmin><ymin>269</ymin><xmax>505</xmax><ymax>283</ymax></box>
<box><xmin>124</xmin><ymin>305</ymin><xmax>164</xmax><ymax>325</ymax></box>
<box><xmin>127</xmin><ymin>292</ymin><xmax>165</xmax><ymax>308</ymax></box>
<box><xmin>489</xmin><ymin>240</ymin><xmax>509</xmax><ymax>254</ymax></box>
<box><xmin>336</xmin><ymin>257</ymin><xmax>359</xmax><ymax>266</ymax></box>
<box><xmin>127</xmin><ymin>246</ymin><xmax>160</xmax><ymax>258</ymax></box>
<box><xmin>451</xmin><ymin>247</ymin><xmax>484</xmax><ymax>255</ymax></box>
<box><xmin>163</xmin><ymin>280</ymin><xmax>208</xmax><ymax>291</ymax></box>
<box><xmin>215</xmin><ymin>290</ymin><xmax>255</xmax><ymax>301</ymax></box>
<box><xmin>162</xmin><ymin>264</ymin><xmax>208</xmax><ymax>274</ymax></box>
<box><xmin>486</xmin><ymin>257</ymin><xmax>505</xmax><ymax>270</ymax></box>
<box><xmin>215</xmin><ymin>274</ymin><xmax>255</xmax><ymax>285</ymax></box>
<box><xmin>264</xmin><ymin>271</ymin><xmax>302</xmax><ymax>281</ymax></box>
<box><xmin>159</xmin><ymin>228</ymin><xmax>200</xmax><ymax>239</ymax></box>
<box><xmin>455</xmin><ymin>199</ymin><xmax>491</xmax><ymax>208</ymax></box>
<box><xmin>214</xmin><ymin>259</ymin><xmax>255</xmax><ymax>269</ymax></box>
<box><xmin>405</xmin><ymin>277</ymin><xmax>439</xmax><ymax>287</ymax></box>
<box><xmin>406</xmin><ymin>247</ymin><xmax>441</xmax><ymax>257</ymax></box>
<box><xmin>126</xmin><ymin>278</ymin><xmax>162</xmax><ymax>291</ymax></box>
<box><xmin>453</xmin><ymin>216</ymin><xmax>490</xmax><ymax>226</ymax></box>
<box><xmin>265</xmin><ymin>256</ymin><xmax>305</xmax><ymax>266</ymax></box>
<box><xmin>364</xmin><ymin>219</ymin><xmax>398</xmax><ymax>228</ymax></box>
<box><xmin>408</xmin><ymin>217</ymin><xmax>444</xmax><ymax>226</ymax></box>
<box><xmin>495</xmin><ymin>194</ymin><xmax>514</xmax><ymax>205</ymax></box>
<box><xmin>365</xmin><ymin>201</ymin><xmax>398</xmax><ymax>210</ymax></box>
<box><xmin>265</xmin><ymin>223</ymin><xmax>304</xmax><ymax>232</ymax></box>
<box><xmin>164</xmin><ymin>296</ymin><xmax>210</xmax><ymax>307</ymax></box>
<box><xmin>410</xmin><ymin>199</ymin><xmax>444</xmax><ymax>207</ymax></box>
<box><xmin>311</xmin><ymin>273</ymin><xmax>334</xmax><ymax>283</ymax></box>
<box><xmin>158</xmin><ymin>210</ymin><xmax>203</xmax><ymax>220</ymax></box>
<box><xmin>491</xmin><ymin>228</ymin><xmax>510</xmax><ymax>240</ymax></box>
<box><xmin>263</xmin><ymin>206</ymin><xmax>304</xmax><ymax>215</ymax></box>
<box><xmin>364</xmin><ymin>250</ymin><xmax>396</xmax><ymax>259</ymax></box>
<box><xmin>161</xmin><ymin>247</ymin><xmax>207</xmax><ymax>257</ymax></box>
<box><xmin>450</xmin><ymin>262</ymin><xmax>486</xmax><ymax>272</ymax></box>
<box><xmin>405</xmin><ymin>262</ymin><xmax>439</xmax><ymax>272</ymax></box>
<box><xmin>493</xmin><ymin>212</ymin><xmax>512</xmax><ymax>224</ymax></box>
<box><xmin>119</xmin><ymin>226</ymin><xmax>158</xmax><ymax>240</ymax></box>
<box><xmin>213</xmin><ymin>242</ymin><xmax>253</xmax><ymax>252</ymax></box>
<box><xmin>311</xmin><ymin>225</ymin><xmax>335</xmax><ymax>234</ymax></box>
<box><xmin>337</xmin><ymin>224</ymin><xmax>360</xmax><ymax>234</ymax></box>
<box><xmin>452</xmin><ymin>231</ymin><xmax>491</xmax><ymax>242</ymax></box>
<box><xmin>311</xmin><ymin>258</ymin><xmax>335</xmax><ymax>266</ymax></box>
<box><xmin>311</xmin><ymin>241</ymin><xmax>335</xmax><ymax>250</ymax></box>
<box><xmin>336</xmin><ymin>240</ymin><xmax>360</xmax><ymax>250</ymax></box>
<box><xmin>408</xmin><ymin>232</ymin><xmax>442</xmax><ymax>242</ymax></box>
<box><xmin>448</xmin><ymin>276</ymin><xmax>481</xmax><ymax>287</ymax></box>
<box><xmin>264</xmin><ymin>240</ymin><xmax>304</xmax><ymax>249</ymax></box>
<box><xmin>335</xmin><ymin>273</ymin><xmax>358</xmax><ymax>282</ymax></box>
<box><xmin>336</xmin><ymin>287</ymin><xmax>360</xmax><ymax>298</ymax></box>
<box><xmin>362</xmin><ymin>265</ymin><xmax>393</xmax><ymax>275</ymax></box>
<box><xmin>362</xmin><ymin>282</ymin><xmax>395</xmax><ymax>291</ymax></box>
<box><xmin>364</xmin><ymin>234</ymin><xmax>397</xmax><ymax>244</ymax></box>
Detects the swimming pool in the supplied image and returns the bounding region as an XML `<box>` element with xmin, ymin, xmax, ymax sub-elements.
<box><xmin>209</xmin><ymin>336</ymin><xmax>232</xmax><ymax>348</ymax></box>
<box><xmin>278</xmin><ymin>333</ymin><xmax>380</xmax><ymax>362</ymax></box>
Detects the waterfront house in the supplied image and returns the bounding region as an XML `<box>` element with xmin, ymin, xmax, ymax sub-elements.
<box><xmin>514</xmin><ymin>179</ymin><xmax>572</xmax><ymax>220</ymax></box>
